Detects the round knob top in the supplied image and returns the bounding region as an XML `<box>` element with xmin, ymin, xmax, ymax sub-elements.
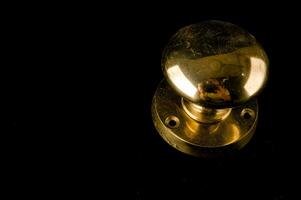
<box><xmin>162</xmin><ymin>20</ymin><xmax>269</xmax><ymax>108</ymax></box>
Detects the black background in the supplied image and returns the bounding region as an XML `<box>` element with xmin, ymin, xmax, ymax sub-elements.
<box><xmin>9</xmin><ymin>2</ymin><xmax>301</xmax><ymax>199</ymax></box>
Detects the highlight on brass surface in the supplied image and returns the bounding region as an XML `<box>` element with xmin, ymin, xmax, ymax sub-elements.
<box><xmin>152</xmin><ymin>20</ymin><xmax>269</xmax><ymax>157</ymax></box>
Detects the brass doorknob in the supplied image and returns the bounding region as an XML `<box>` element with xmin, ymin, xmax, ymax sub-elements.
<box><xmin>152</xmin><ymin>20</ymin><xmax>269</xmax><ymax>157</ymax></box>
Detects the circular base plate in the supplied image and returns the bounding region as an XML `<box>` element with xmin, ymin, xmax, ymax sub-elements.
<box><xmin>151</xmin><ymin>80</ymin><xmax>258</xmax><ymax>157</ymax></box>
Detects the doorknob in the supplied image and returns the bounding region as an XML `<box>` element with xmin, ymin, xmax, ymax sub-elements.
<box><xmin>151</xmin><ymin>20</ymin><xmax>269</xmax><ymax>157</ymax></box>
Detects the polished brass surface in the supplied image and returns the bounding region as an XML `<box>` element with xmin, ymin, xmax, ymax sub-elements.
<box><xmin>152</xmin><ymin>80</ymin><xmax>258</xmax><ymax>157</ymax></box>
<box><xmin>152</xmin><ymin>20</ymin><xmax>268</xmax><ymax>157</ymax></box>
<box><xmin>162</xmin><ymin>21</ymin><xmax>268</xmax><ymax>108</ymax></box>
<box><xmin>181</xmin><ymin>99</ymin><xmax>231</xmax><ymax>123</ymax></box>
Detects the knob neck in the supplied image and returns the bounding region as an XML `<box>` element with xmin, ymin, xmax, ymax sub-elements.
<box><xmin>181</xmin><ymin>98</ymin><xmax>231</xmax><ymax>124</ymax></box>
